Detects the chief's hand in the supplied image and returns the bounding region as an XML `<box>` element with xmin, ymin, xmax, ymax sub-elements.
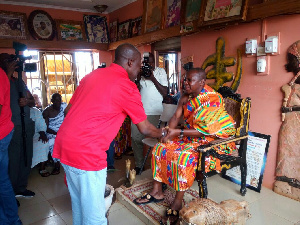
<box><xmin>161</xmin><ymin>128</ymin><xmax>177</xmax><ymax>143</ymax></box>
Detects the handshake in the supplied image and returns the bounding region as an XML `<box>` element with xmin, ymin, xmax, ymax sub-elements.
<box><xmin>160</xmin><ymin>126</ymin><xmax>176</xmax><ymax>143</ymax></box>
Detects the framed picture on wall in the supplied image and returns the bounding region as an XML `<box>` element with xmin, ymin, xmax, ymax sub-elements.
<box><xmin>118</xmin><ymin>20</ymin><xmax>131</xmax><ymax>41</ymax></box>
<box><xmin>130</xmin><ymin>17</ymin><xmax>142</xmax><ymax>37</ymax></box>
<box><xmin>109</xmin><ymin>20</ymin><xmax>118</xmax><ymax>42</ymax></box>
<box><xmin>83</xmin><ymin>15</ymin><xmax>109</xmax><ymax>43</ymax></box>
<box><xmin>181</xmin><ymin>0</ymin><xmax>204</xmax><ymax>24</ymax></box>
<box><xmin>27</xmin><ymin>10</ymin><xmax>56</xmax><ymax>41</ymax></box>
<box><xmin>0</xmin><ymin>10</ymin><xmax>28</xmax><ymax>40</ymax></box>
<box><xmin>142</xmin><ymin>0</ymin><xmax>164</xmax><ymax>33</ymax></box>
<box><xmin>199</xmin><ymin>0</ymin><xmax>249</xmax><ymax>27</ymax></box>
<box><xmin>165</xmin><ymin>0</ymin><xmax>181</xmax><ymax>28</ymax></box>
<box><xmin>56</xmin><ymin>20</ymin><xmax>86</xmax><ymax>41</ymax></box>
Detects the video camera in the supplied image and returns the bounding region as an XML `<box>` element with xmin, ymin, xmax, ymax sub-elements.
<box><xmin>140</xmin><ymin>52</ymin><xmax>153</xmax><ymax>78</ymax></box>
<box><xmin>12</xmin><ymin>42</ymin><xmax>37</xmax><ymax>73</ymax></box>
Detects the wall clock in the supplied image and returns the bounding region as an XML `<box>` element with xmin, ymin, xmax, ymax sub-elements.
<box><xmin>28</xmin><ymin>10</ymin><xmax>56</xmax><ymax>41</ymax></box>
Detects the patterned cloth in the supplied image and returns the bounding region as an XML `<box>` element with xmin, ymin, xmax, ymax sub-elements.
<box><xmin>151</xmin><ymin>85</ymin><xmax>236</xmax><ymax>191</ymax></box>
<box><xmin>30</xmin><ymin>107</ymin><xmax>49</xmax><ymax>168</ymax></box>
<box><xmin>114</xmin><ymin>116</ymin><xmax>131</xmax><ymax>155</ymax></box>
<box><xmin>46</xmin><ymin>102</ymin><xmax>67</xmax><ymax>162</ymax></box>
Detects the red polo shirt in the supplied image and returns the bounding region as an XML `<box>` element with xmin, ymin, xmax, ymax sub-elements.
<box><xmin>53</xmin><ymin>63</ymin><xmax>147</xmax><ymax>171</ymax></box>
<box><xmin>0</xmin><ymin>68</ymin><xmax>14</xmax><ymax>139</ymax></box>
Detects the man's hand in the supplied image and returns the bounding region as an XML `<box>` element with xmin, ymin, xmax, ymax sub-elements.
<box><xmin>38</xmin><ymin>131</ymin><xmax>48</xmax><ymax>143</ymax></box>
<box><xmin>161</xmin><ymin>127</ymin><xmax>178</xmax><ymax>143</ymax></box>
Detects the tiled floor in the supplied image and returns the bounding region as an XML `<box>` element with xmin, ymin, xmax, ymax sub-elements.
<box><xmin>18</xmin><ymin>155</ymin><xmax>300</xmax><ymax>225</ymax></box>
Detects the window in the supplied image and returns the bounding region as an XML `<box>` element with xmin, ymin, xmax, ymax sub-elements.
<box><xmin>25</xmin><ymin>50</ymin><xmax>98</xmax><ymax>108</ymax></box>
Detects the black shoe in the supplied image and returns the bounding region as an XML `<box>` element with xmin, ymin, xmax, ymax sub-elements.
<box><xmin>16</xmin><ymin>198</ymin><xmax>20</xmax><ymax>207</ymax></box>
<box><xmin>15</xmin><ymin>189</ymin><xmax>35</xmax><ymax>198</ymax></box>
<box><xmin>134</xmin><ymin>167</ymin><xmax>144</xmax><ymax>174</ymax></box>
<box><xmin>107</xmin><ymin>165</ymin><xmax>115</xmax><ymax>170</ymax></box>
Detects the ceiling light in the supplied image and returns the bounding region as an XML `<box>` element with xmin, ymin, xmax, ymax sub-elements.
<box><xmin>94</xmin><ymin>5</ymin><xmax>108</xmax><ymax>13</ymax></box>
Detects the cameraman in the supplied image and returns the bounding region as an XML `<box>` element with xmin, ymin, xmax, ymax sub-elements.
<box><xmin>8</xmin><ymin>54</ymin><xmax>36</xmax><ymax>200</ymax></box>
<box><xmin>132</xmin><ymin>52</ymin><xmax>168</xmax><ymax>173</ymax></box>
<box><xmin>0</xmin><ymin>53</ymin><xmax>22</xmax><ymax>224</ymax></box>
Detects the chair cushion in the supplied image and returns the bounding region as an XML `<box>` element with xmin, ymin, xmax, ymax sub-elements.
<box><xmin>224</xmin><ymin>98</ymin><xmax>241</xmax><ymax>128</ymax></box>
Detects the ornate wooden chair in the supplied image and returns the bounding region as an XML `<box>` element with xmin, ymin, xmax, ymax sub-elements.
<box><xmin>196</xmin><ymin>87</ymin><xmax>251</xmax><ymax>198</ymax></box>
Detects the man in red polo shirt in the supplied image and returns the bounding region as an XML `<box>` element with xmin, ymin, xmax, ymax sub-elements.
<box><xmin>53</xmin><ymin>43</ymin><xmax>166</xmax><ymax>225</ymax></box>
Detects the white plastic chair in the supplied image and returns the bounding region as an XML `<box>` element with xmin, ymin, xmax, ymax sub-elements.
<box><xmin>139</xmin><ymin>103</ymin><xmax>177</xmax><ymax>175</ymax></box>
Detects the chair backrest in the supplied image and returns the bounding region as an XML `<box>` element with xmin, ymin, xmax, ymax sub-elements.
<box><xmin>223</xmin><ymin>97</ymin><xmax>251</xmax><ymax>137</ymax></box>
<box><xmin>160</xmin><ymin>103</ymin><xmax>177</xmax><ymax>122</ymax></box>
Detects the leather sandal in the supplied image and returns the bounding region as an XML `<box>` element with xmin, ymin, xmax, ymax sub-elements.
<box><xmin>133</xmin><ymin>193</ymin><xmax>164</xmax><ymax>205</ymax></box>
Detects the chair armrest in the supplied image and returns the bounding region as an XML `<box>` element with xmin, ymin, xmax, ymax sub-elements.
<box><xmin>197</xmin><ymin>135</ymin><xmax>248</xmax><ymax>153</ymax></box>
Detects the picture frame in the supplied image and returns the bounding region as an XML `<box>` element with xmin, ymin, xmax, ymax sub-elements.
<box><xmin>199</xmin><ymin>0</ymin><xmax>249</xmax><ymax>27</ymax></box>
<box><xmin>130</xmin><ymin>17</ymin><xmax>142</xmax><ymax>38</ymax></box>
<box><xmin>164</xmin><ymin>0</ymin><xmax>181</xmax><ymax>28</ymax></box>
<box><xmin>0</xmin><ymin>10</ymin><xmax>29</xmax><ymax>40</ymax></box>
<box><xmin>83</xmin><ymin>15</ymin><xmax>109</xmax><ymax>43</ymax></box>
<box><xmin>142</xmin><ymin>0</ymin><xmax>164</xmax><ymax>33</ymax></box>
<box><xmin>109</xmin><ymin>20</ymin><xmax>118</xmax><ymax>43</ymax></box>
<box><xmin>56</xmin><ymin>20</ymin><xmax>86</xmax><ymax>41</ymax></box>
<box><xmin>118</xmin><ymin>20</ymin><xmax>131</xmax><ymax>41</ymax></box>
<box><xmin>27</xmin><ymin>10</ymin><xmax>56</xmax><ymax>41</ymax></box>
<box><xmin>223</xmin><ymin>131</ymin><xmax>271</xmax><ymax>193</ymax></box>
<box><xmin>181</xmin><ymin>0</ymin><xmax>204</xmax><ymax>24</ymax></box>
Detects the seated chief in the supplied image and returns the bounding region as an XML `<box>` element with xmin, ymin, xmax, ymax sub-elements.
<box><xmin>134</xmin><ymin>68</ymin><xmax>237</xmax><ymax>225</ymax></box>
<box><xmin>43</xmin><ymin>93</ymin><xmax>67</xmax><ymax>175</ymax></box>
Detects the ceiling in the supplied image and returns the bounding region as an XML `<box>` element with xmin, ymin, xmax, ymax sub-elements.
<box><xmin>0</xmin><ymin>0</ymin><xmax>137</xmax><ymax>14</ymax></box>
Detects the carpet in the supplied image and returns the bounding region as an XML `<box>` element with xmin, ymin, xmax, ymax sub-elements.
<box><xmin>116</xmin><ymin>178</ymin><xmax>199</xmax><ymax>225</ymax></box>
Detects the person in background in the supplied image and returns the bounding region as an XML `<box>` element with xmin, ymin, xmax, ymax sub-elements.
<box><xmin>53</xmin><ymin>43</ymin><xmax>167</xmax><ymax>225</ymax></box>
<box><xmin>30</xmin><ymin>106</ymin><xmax>50</xmax><ymax>177</ymax></box>
<box><xmin>134</xmin><ymin>68</ymin><xmax>237</xmax><ymax>225</ymax></box>
<box><xmin>43</xmin><ymin>93</ymin><xmax>67</xmax><ymax>175</ymax></box>
<box><xmin>106</xmin><ymin>140</ymin><xmax>115</xmax><ymax>171</ymax></box>
<box><xmin>132</xmin><ymin>52</ymin><xmax>168</xmax><ymax>174</ymax></box>
<box><xmin>32</xmin><ymin>93</ymin><xmax>42</xmax><ymax>111</ymax></box>
<box><xmin>9</xmin><ymin>55</ymin><xmax>35</xmax><ymax>200</ymax></box>
<box><xmin>0</xmin><ymin>53</ymin><xmax>22</xmax><ymax>224</ymax></box>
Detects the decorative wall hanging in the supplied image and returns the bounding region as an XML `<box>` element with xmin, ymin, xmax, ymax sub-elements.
<box><xmin>165</xmin><ymin>0</ymin><xmax>181</xmax><ymax>28</ymax></box>
<box><xmin>0</xmin><ymin>10</ymin><xmax>28</xmax><ymax>40</ymax></box>
<box><xmin>109</xmin><ymin>20</ymin><xmax>118</xmax><ymax>42</ymax></box>
<box><xmin>118</xmin><ymin>20</ymin><xmax>131</xmax><ymax>41</ymax></box>
<box><xmin>199</xmin><ymin>0</ymin><xmax>249</xmax><ymax>27</ymax></box>
<box><xmin>130</xmin><ymin>17</ymin><xmax>142</xmax><ymax>37</ymax></box>
<box><xmin>56</xmin><ymin>20</ymin><xmax>86</xmax><ymax>41</ymax></box>
<box><xmin>181</xmin><ymin>0</ymin><xmax>203</xmax><ymax>24</ymax></box>
<box><xmin>201</xmin><ymin>37</ymin><xmax>242</xmax><ymax>92</ymax></box>
<box><xmin>142</xmin><ymin>0</ymin><xmax>164</xmax><ymax>33</ymax></box>
<box><xmin>28</xmin><ymin>10</ymin><xmax>56</xmax><ymax>41</ymax></box>
<box><xmin>83</xmin><ymin>15</ymin><xmax>109</xmax><ymax>43</ymax></box>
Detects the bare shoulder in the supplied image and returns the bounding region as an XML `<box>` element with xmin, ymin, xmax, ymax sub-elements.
<box><xmin>179</xmin><ymin>94</ymin><xmax>189</xmax><ymax>106</ymax></box>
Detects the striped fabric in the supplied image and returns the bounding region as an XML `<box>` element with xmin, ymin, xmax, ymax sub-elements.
<box><xmin>151</xmin><ymin>85</ymin><xmax>236</xmax><ymax>191</ymax></box>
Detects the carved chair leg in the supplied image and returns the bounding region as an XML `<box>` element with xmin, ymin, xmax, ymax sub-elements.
<box><xmin>196</xmin><ymin>172</ymin><xmax>208</xmax><ymax>198</ymax></box>
<box><xmin>240</xmin><ymin>162</ymin><xmax>247</xmax><ymax>196</ymax></box>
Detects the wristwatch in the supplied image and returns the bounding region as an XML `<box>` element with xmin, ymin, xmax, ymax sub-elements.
<box><xmin>162</xmin><ymin>129</ymin><xmax>167</xmax><ymax>138</ymax></box>
<box><xmin>179</xmin><ymin>128</ymin><xmax>184</xmax><ymax>139</ymax></box>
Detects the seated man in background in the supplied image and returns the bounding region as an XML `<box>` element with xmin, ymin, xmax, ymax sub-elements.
<box><xmin>134</xmin><ymin>68</ymin><xmax>237</xmax><ymax>225</ymax></box>
<box><xmin>30</xmin><ymin>106</ymin><xmax>50</xmax><ymax>177</ymax></box>
<box><xmin>43</xmin><ymin>93</ymin><xmax>67</xmax><ymax>175</ymax></box>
